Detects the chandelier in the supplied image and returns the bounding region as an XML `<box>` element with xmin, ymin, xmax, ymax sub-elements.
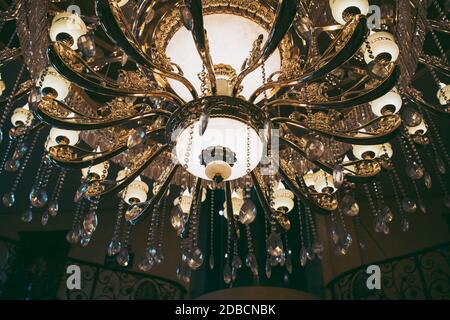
<box><xmin>0</xmin><ymin>0</ymin><xmax>449</xmax><ymax>285</ymax></box>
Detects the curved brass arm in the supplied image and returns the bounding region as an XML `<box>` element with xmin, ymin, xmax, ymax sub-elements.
<box><xmin>264</xmin><ymin>65</ymin><xmax>400</xmax><ymax>111</ymax></box>
<box><xmin>249</xmin><ymin>15</ymin><xmax>368</xmax><ymax>102</ymax></box>
<box><xmin>404</xmin><ymin>87</ymin><xmax>450</xmax><ymax>120</ymax></box>
<box><xmin>47</xmin><ymin>43</ymin><xmax>184</xmax><ymax>106</ymax></box>
<box><xmin>95</xmin><ymin>0</ymin><xmax>198</xmax><ymax>100</ymax></box>
<box><xmin>36</xmin><ymin>97</ymin><xmax>172</xmax><ymax>130</ymax></box>
<box><xmin>180</xmin><ymin>178</ymin><xmax>203</xmax><ymax>239</ymax></box>
<box><xmin>232</xmin><ymin>0</ymin><xmax>298</xmax><ymax>96</ymax></box>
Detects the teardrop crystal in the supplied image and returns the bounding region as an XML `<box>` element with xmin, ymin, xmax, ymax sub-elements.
<box><xmin>127</xmin><ymin>127</ymin><xmax>147</xmax><ymax>149</ymax></box>
<box><xmin>223</xmin><ymin>264</ymin><xmax>232</xmax><ymax>284</ymax></box>
<box><xmin>402</xmin><ymin>198</ymin><xmax>417</xmax><ymax>213</ymax></box>
<box><xmin>266</xmin><ymin>232</ymin><xmax>283</xmax><ymax>257</ymax></box>
<box><xmin>199</xmin><ymin>109</ymin><xmax>209</xmax><ymax>136</ymax></box>
<box><xmin>436</xmin><ymin>156</ymin><xmax>446</xmax><ymax>174</ymax></box>
<box><xmin>117</xmin><ymin>248</ymin><xmax>130</xmax><ymax>267</ymax></box>
<box><xmin>265</xmin><ymin>258</ymin><xmax>272</xmax><ymax>279</ymax></box>
<box><xmin>424</xmin><ymin>171</ymin><xmax>432</xmax><ymax>189</ymax></box>
<box><xmin>304</xmin><ymin>134</ymin><xmax>324</xmax><ymax>161</ymax></box>
<box><xmin>170</xmin><ymin>205</ymin><xmax>185</xmax><ymax>234</ymax></box>
<box><xmin>29</xmin><ymin>189</ymin><xmax>48</xmax><ymax>208</ymax></box>
<box><xmin>4</xmin><ymin>159</ymin><xmax>20</xmax><ymax>172</ymax></box>
<box><xmin>107</xmin><ymin>239</ymin><xmax>122</xmax><ymax>256</ymax></box>
<box><xmin>2</xmin><ymin>192</ymin><xmax>15</xmax><ymax>207</ymax></box>
<box><xmin>239</xmin><ymin>199</ymin><xmax>257</xmax><ymax>225</ymax></box>
<box><xmin>209</xmin><ymin>254</ymin><xmax>215</xmax><ymax>270</ymax></box>
<box><xmin>406</xmin><ymin>161</ymin><xmax>424</xmax><ymax>180</ymax></box>
<box><xmin>417</xmin><ymin>199</ymin><xmax>427</xmax><ymax>214</ymax></box>
<box><xmin>137</xmin><ymin>257</ymin><xmax>154</xmax><ymax>272</ymax></box>
<box><xmin>83</xmin><ymin>210</ymin><xmax>98</xmax><ymax>235</ymax></box>
<box><xmin>332</xmin><ymin>164</ymin><xmax>344</xmax><ymax>188</ymax></box>
<box><xmin>21</xmin><ymin>208</ymin><xmax>33</xmax><ymax>223</ymax></box>
<box><xmin>41</xmin><ymin>211</ymin><xmax>49</xmax><ymax>226</ymax></box>
<box><xmin>179</xmin><ymin>6</ymin><xmax>194</xmax><ymax>30</ymax></box>
<box><xmin>184</xmin><ymin>247</ymin><xmax>204</xmax><ymax>270</ymax></box>
<box><xmin>80</xmin><ymin>236</ymin><xmax>91</xmax><ymax>247</ymax></box>
<box><xmin>341</xmin><ymin>194</ymin><xmax>359</xmax><ymax>216</ymax></box>
<box><xmin>66</xmin><ymin>227</ymin><xmax>80</xmax><ymax>244</ymax></box>
<box><xmin>231</xmin><ymin>255</ymin><xmax>242</xmax><ymax>269</ymax></box>
<box><xmin>300</xmin><ymin>247</ymin><xmax>307</xmax><ymax>266</ymax></box>
<box><xmin>245</xmin><ymin>253</ymin><xmax>259</xmax><ymax>276</ymax></box>
<box><xmin>48</xmin><ymin>201</ymin><xmax>59</xmax><ymax>217</ymax></box>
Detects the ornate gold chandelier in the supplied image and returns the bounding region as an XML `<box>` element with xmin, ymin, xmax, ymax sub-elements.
<box><xmin>0</xmin><ymin>0</ymin><xmax>449</xmax><ymax>284</ymax></box>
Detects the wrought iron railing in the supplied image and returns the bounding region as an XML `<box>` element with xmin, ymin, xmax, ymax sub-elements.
<box><xmin>0</xmin><ymin>236</ymin><xmax>186</xmax><ymax>300</ymax></box>
<box><xmin>327</xmin><ymin>242</ymin><xmax>450</xmax><ymax>300</ymax></box>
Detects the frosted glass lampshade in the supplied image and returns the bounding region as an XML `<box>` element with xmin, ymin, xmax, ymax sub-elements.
<box><xmin>81</xmin><ymin>161</ymin><xmax>109</xmax><ymax>179</ymax></box>
<box><xmin>352</xmin><ymin>144</ymin><xmax>382</xmax><ymax>159</ymax></box>
<box><xmin>0</xmin><ymin>75</ymin><xmax>5</xmax><ymax>96</ymax></box>
<box><xmin>303</xmin><ymin>170</ymin><xmax>317</xmax><ymax>188</ymax></box>
<box><xmin>272</xmin><ymin>181</ymin><xmax>294</xmax><ymax>213</ymax></box>
<box><xmin>49</xmin><ymin>12</ymin><xmax>87</xmax><ymax>50</ymax></box>
<box><xmin>223</xmin><ymin>190</ymin><xmax>244</xmax><ymax>219</ymax></box>
<box><xmin>116</xmin><ymin>170</ymin><xmax>149</xmax><ymax>204</ymax></box>
<box><xmin>329</xmin><ymin>0</ymin><xmax>369</xmax><ymax>25</ymax></box>
<box><xmin>312</xmin><ymin>170</ymin><xmax>336</xmax><ymax>194</ymax></box>
<box><xmin>49</xmin><ymin>127</ymin><xmax>80</xmax><ymax>146</ymax></box>
<box><xmin>40</xmin><ymin>67</ymin><xmax>71</xmax><ymax>101</ymax></box>
<box><xmin>407</xmin><ymin>119</ymin><xmax>428</xmax><ymax>135</ymax></box>
<box><xmin>11</xmin><ymin>104</ymin><xmax>33</xmax><ymax>127</ymax></box>
<box><xmin>44</xmin><ymin>137</ymin><xmax>57</xmax><ymax>151</ymax></box>
<box><xmin>363</xmin><ymin>31</ymin><xmax>399</xmax><ymax>64</ymax></box>
<box><xmin>437</xmin><ymin>84</ymin><xmax>450</xmax><ymax>105</ymax></box>
<box><xmin>370</xmin><ymin>87</ymin><xmax>402</xmax><ymax>117</ymax></box>
<box><xmin>173</xmin><ymin>188</ymin><xmax>194</xmax><ymax>214</ymax></box>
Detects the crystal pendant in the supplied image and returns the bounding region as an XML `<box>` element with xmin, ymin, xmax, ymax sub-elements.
<box><xmin>117</xmin><ymin>248</ymin><xmax>130</xmax><ymax>267</ymax></box>
<box><xmin>334</xmin><ymin>243</ymin><xmax>348</xmax><ymax>256</ymax></box>
<box><xmin>424</xmin><ymin>171</ymin><xmax>432</xmax><ymax>189</ymax></box>
<box><xmin>66</xmin><ymin>227</ymin><xmax>81</xmax><ymax>244</ymax></box>
<box><xmin>245</xmin><ymin>253</ymin><xmax>259</xmax><ymax>276</ymax></box>
<box><xmin>4</xmin><ymin>159</ymin><xmax>20</xmax><ymax>172</ymax></box>
<box><xmin>83</xmin><ymin>211</ymin><xmax>98</xmax><ymax>236</ymax></box>
<box><xmin>199</xmin><ymin>108</ymin><xmax>209</xmax><ymax>136</ymax></box>
<box><xmin>300</xmin><ymin>247</ymin><xmax>307</xmax><ymax>266</ymax></box>
<box><xmin>80</xmin><ymin>236</ymin><xmax>91</xmax><ymax>247</ymax></box>
<box><xmin>286</xmin><ymin>254</ymin><xmax>293</xmax><ymax>274</ymax></box>
<box><xmin>332</xmin><ymin>165</ymin><xmax>344</xmax><ymax>189</ymax></box>
<box><xmin>184</xmin><ymin>247</ymin><xmax>204</xmax><ymax>270</ymax></box>
<box><xmin>435</xmin><ymin>156</ymin><xmax>446</xmax><ymax>174</ymax></box>
<box><xmin>29</xmin><ymin>189</ymin><xmax>48</xmax><ymax>208</ymax></box>
<box><xmin>341</xmin><ymin>194</ymin><xmax>359</xmax><ymax>216</ymax></box>
<box><xmin>381</xmin><ymin>206</ymin><xmax>393</xmax><ymax>222</ymax></box>
<box><xmin>231</xmin><ymin>255</ymin><xmax>242</xmax><ymax>269</ymax></box>
<box><xmin>12</xmin><ymin>142</ymin><xmax>28</xmax><ymax>160</ymax></box>
<box><xmin>359</xmin><ymin>240</ymin><xmax>366</xmax><ymax>249</ymax></box>
<box><xmin>77</xmin><ymin>33</ymin><xmax>96</xmax><ymax>58</ymax></box>
<box><xmin>127</xmin><ymin>127</ymin><xmax>147</xmax><ymax>148</ymax></box>
<box><xmin>181</xmin><ymin>264</ymin><xmax>191</xmax><ymax>284</ymax></box>
<box><xmin>107</xmin><ymin>239</ymin><xmax>122</xmax><ymax>256</ymax></box>
<box><xmin>137</xmin><ymin>257</ymin><xmax>154</xmax><ymax>272</ymax></box>
<box><xmin>266</xmin><ymin>232</ymin><xmax>283</xmax><ymax>257</ymax></box>
<box><xmin>401</xmin><ymin>218</ymin><xmax>410</xmax><ymax>232</ymax></box>
<box><xmin>21</xmin><ymin>208</ymin><xmax>33</xmax><ymax>223</ymax></box>
<box><xmin>343</xmin><ymin>233</ymin><xmax>353</xmax><ymax>248</ymax></box>
<box><xmin>444</xmin><ymin>195</ymin><xmax>450</xmax><ymax>209</ymax></box>
<box><xmin>278</xmin><ymin>252</ymin><xmax>286</xmax><ymax>266</ymax></box>
<box><xmin>48</xmin><ymin>201</ymin><xmax>59</xmax><ymax>217</ymax></box>
<box><xmin>417</xmin><ymin>199</ymin><xmax>427</xmax><ymax>214</ymax></box>
<box><xmin>209</xmin><ymin>254</ymin><xmax>215</xmax><ymax>270</ymax></box>
<box><xmin>170</xmin><ymin>205</ymin><xmax>185</xmax><ymax>234</ymax></box>
<box><xmin>231</xmin><ymin>267</ymin><xmax>237</xmax><ymax>282</ymax></box>
<box><xmin>2</xmin><ymin>192</ymin><xmax>15</xmax><ymax>207</ymax></box>
<box><xmin>406</xmin><ymin>161</ymin><xmax>424</xmax><ymax>180</ymax></box>
<box><xmin>382</xmin><ymin>223</ymin><xmax>390</xmax><ymax>235</ymax></box>
<box><xmin>269</xmin><ymin>255</ymin><xmax>278</xmax><ymax>267</ymax></box>
<box><xmin>41</xmin><ymin>211</ymin><xmax>49</xmax><ymax>226</ymax></box>
<box><xmin>179</xmin><ymin>6</ymin><xmax>194</xmax><ymax>30</ymax></box>
<box><xmin>265</xmin><ymin>258</ymin><xmax>272</xmax><ymax>279</ymax></box>
<box><xmin>239</xmin><ymin>199</ymin><xmax>257</xmax><ymax>225</ymax></box>
<box><xmin>304</xmin><ymin>134</ymin><xmax>325</xmax><ymax>161</ymax></box>
<box><xmin>330</xmin><ymin>223</ymin><xmax>339</xmax><ymax>244</ymax></box>
<box><xmin>0</xmin><ymin>130</ymin><xmax>2</xmax><ymax>144</ymax></box>
<box><xmin>223</xmin><ymin>264</ymin><xmax>232</xmax><ymax>284</ymax></box>
<box><xmin>28</xmin><ymin>87</ymin><xmax>42</xmax><ymax>111</ymax></box>
<box><xmin>312</xmin><ymin>240</ymin><xmax>324</xmax><ymax>255</ymax></box>
<box><xmin>124</xmin><ymin>202</ymin><xmax>147</xmax><ymax>223</ymax></box>
<box><xmin>306</xmin><ymin>250</ymin><xmax>314</xmax><ymax>261</ymax></box>
<box><xmin>74</xmin><ymin>181</ymin><xmax>89</xmax><ymax>203</ymax></box>
<box><xmin>402</xmin><ymin>198</ymin><xmax>417</xmax><ymax>213</ymax></box>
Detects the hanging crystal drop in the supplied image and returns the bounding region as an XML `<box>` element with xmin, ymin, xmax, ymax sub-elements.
<box><xmin>170</xmin><ymin>205</ymin><xmax>185</xmax><ymax>234</ymax></box>
<box><xmin>330</xmin><ymin>223</ymin><xmax>339</xmax><ymax>244</ymax></box>
<box><xmin>334</xmin><ymin>242</ymin><xmax>348</xmax><ymax>255</ymax></box>
<box><xmin>179</xmin><ymin>6</ymin><xmax>194</xmax><ymax>30</ymax></box>
<box><xmin>0</xmin><ymin>130</ymin><xmax>2</xmax><ymax>144</ymax></box>
<box><xmin>266</xmin><ymin>232</ymin><xmax>283</xmax><ymax>257</ymax></box>
<box><xmin>306</xmin><ymin>250</ymin><xmax>314</xmax><ymax>261</ymax></box>
<box><xmin>83</xmin><ymin>210</ymin><xmax>98</xmax><ymax>236</ymax></box>
<box><xmin>48</xmin><ymin>201</ymin><xmax>59</xmax><ymax>217</ymax></box>
<box><xmin>209</xmin><ymin>254</ymin><xmax>215</xmax><ymax>270</ymax></box>
<box><xmin>127</xmin><ymin>127</ymin><xmax>147</xmax><ymax>148</ymax></box>
<box><xmin>154</xmin><ymin>251</ymin><xmax>164</xmax><ymax>264</ymax></box>
<box><xmin>21</xmin><ymin>208</ymin><xmax>33</xmax><ymax>223</ymax></box>
<box><xmin>232</xmin><ymin>255</ymin><xmax>243</xmax><ymax>269</ymax></box>
<box><xmin>401</xmin><ymin>218</ymin><xmax>410</xmax><ymax>232</ymax></box>
<box><xmin>417</xmin><ymin>199</ymin><xmax>427</xmax><ymax>214</ymax></box>
<box><xmin>278</xmin><ymin>252</ymin><xmax>286</xmax><ymax>266</ymax></box>
<box><xmin>181</xmin><ymin>264</ymin><xmax>191</xmax><ymax>284</ymax></box>
<box><xmin>184</xmin><ymin>247</ymin><xmax>204</xmax><ymax>270</ymax></box>
<box><xmin>4</xmin><ymin>159</ymin><xmax>20</xmax><ymax>172</ymax></box>
<box><xmin>245</xmin><ymin>253</ymin><xmax>259</xmax><ymax>276</ymax></box>
<box><xmin>239</xmin><ymin>199</ymin><xmax>257</xmax><ymax>225</ymax></box>
<box><xmin>382</xmin><ymin>223</ymin><xmax>390</xmax><ymax>235</ymax></box>
<box><xmin>12</xmin><ymin>142</ymin><xmax>28</xmax><ymax>161</ymax></box>
<box><xmin>406</xmin><ymin>161</ymin><xmax>424</xmax><ymax>180</ymax></box>
<box><xmin>300</xmin><ymin>247</ymin><xmax>307</xmax><ymax>266</ymax></box>
<box><xmin>435</xmin><ymin>156</ymin><xmax>446</xmax><ymax>174</ymax></box>
<box><xmin>29</xmin><ymin>188</ymin><xmax>48</xmax><ymax>208</ymax></box>
<box><xmin>124</xmin><ymin>202</ymin><xmax>146</xmax><ymax>223</ymax></box>
<box><xmin>423</xmin><ymin>171</ymin><xmax>432</xmax><ymax>189</ymax></box>
<box><xmin>286</xmin><ymin>254</ymin><xmax>293</xmax><ymax>274</ymax></box>
<box><xmin>223</xmin><ymin>264</ymin><xmax>232</xmax><ymax>284</ymax></box>
<box><xmin>107</xmin><ymin>239</ymin><xmax>122</xmax><ymax>256</ymax></box>
<box><xmin>74</xmin><ymin>181</ymin><xmax>89</xmax><ymax>203</ymax></box>
<box><xmin>2</xmin><ymin>192</ymin><xmax>15</xmax><ymax>207</ymax></box>
<box><xmin>80</xmin><ymin>236</ymin><xmax>91</xmax><ymax>247</ymax></box>
<box><xmin>41</xmin><ymin>211</ymin><xmax>49</xmax><ymax>226</ymax></box>
<box><xmin>343</xmin><ymin>233</ymin><xmax>353</xmax><ymax>248</ymax></box>
<box><xmin>341</xmin><ymin>194</ymin><xmax>359</xmax><ymax>216</ymax></box>
<box><xmin>199</xmin><ymin>108</ymin><xmax>209</xmax><ymax>136</ymax></box>
<box><xmin>332</xmin><ymin>165</ymin><xmax>344</xmax><ymax>189</ymax></box>
<box><xmin>137</xmin><ymin>257</ymin><xmax>154</xmax><ymax>272</ymax></box>
<box><xmin>66</xmin><ymin>227</ymin><xmax>81</xmax><ymax>244</ymax></box>
<box><xmin>312</xmin><ymin>240</ymin><xmax>324</xmax><ymax>255</ymax></box>
<box><xmin>444</xmin><ymin>195</ymin><xmax>450</xmax><ymax>209</ymax></box>
<box><xmin>304</xmin><ymin>134</ymin><xmax>325</xmax><ymax>161</ymax></box>
<box><xmin>402</xmin><ymin>198</ymin><xmax>417</xmax><ymax>213</ymax></box>
<box><xmin>269</xmin><ymin>255</ymin><xmax>278</xmax><ymax>267</ymax></box>
<box><xmin>265</xmin><ymin>258</ymin><xmax>272</xmax><ymax>279</ymax></box>
<box><xmin>381</xmin><ymin>206</ymin><xmax>393</xmax><ymax>222</ymax></box>
<box><xmin>77</xmin><ymin>33</ymin><xmax>96</xmax><ymax>58</ymax></box>
<box><xmin>359</xmin><ymin>239</ymin><xmax>366</xmax><ymax>249</ymax></box>
<box><xmin>117</xmin><ymin>248</ymin><xmax>130</xmax><ymax>267</ymax></box>
<box><xmin>231</xmin><ymin>266</ymin><xmax>237</xmax><ymax>282</ymax></box>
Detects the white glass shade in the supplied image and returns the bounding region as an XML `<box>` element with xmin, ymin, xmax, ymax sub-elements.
<box><xmin>363</xmin><ymin>31</ymin><xmax>399</xmax><ymax>64</ymax></box>
<box><xmin>303</xmin><ymin>170</ymin><xmax>316</xmax><ymax>187</ymax></box>
<box><xmin>165</xmin><ymin>14</ymin><xmax>281</xmax><ymax>101</ymax></box>
<box><xmin>407</xmin><ymin>119</ymin><xmax>428</xmax><ymax>135</ymax></box>
<box><xmin>379</xmin><ymin>143</ymin><xmax>394</xmax><ymax>158</ymax></box>
<box><xmin>81</xmin><ymin>161</ymin><xmax>109</xmax><ymax>179</ymax></box>
<box><xmin>174</xmin><ymin>188</ymin><xmax>193</xmax><ymax>213</ymax></box>
<box><xmin>116</xmin><ymin>170</ymin><xmax>149</xmax><ymax>204</ymax></box>
<box><xmin>0</xmin><ymin>77</ymin><xmax>5</xmax><ymax>96</ymax></box>
<box><xmin>370</xmin><ymin>87</ymin><xmax>402</xmax><ymax>117</ymax></box>
<box><xmin>49</xmin><ymin>12</ymin><xmax>87</xmax><ymax>50</ymax></box>
<box><xmin>44</xmin><ymin>137</ymin><xmax>57</xmax><ymax>151</ymax></box>
<box><xmin>40</xmin><ymin>67</ymin><xmax>71</xmax><ymax>101</ymax></box>
<box><xmin>11</xmin><ymin>104</ymin><xmax>33</xmax><ymax>127</ymax></box>
<box><xmin>49</xmin><ymin>127</ymin><xmax>80</xmax><ymax>146</ymax></box>
<box><xmin>272</xmin><ymin>181</ymin><xmax>294</xmax><ymax>213</ymax></box>
<box><xmin>312</xmin><ymin>170</ymin><xmax>336</xmax><ymax>194</ymax></box>
<box><xmin>437</xmin><ymin>84</ymin><xmax>450</xmax><ymax>105</ymax></box>
<box><xmin>329</xmin><ymin>0</ymin><xmax>369</xmax><ymax>25</ymax></box>
<box><xmin>175</xmin><ymin>118</ymin><xmax>263</xmax><ymax>181</ymax></box>
<box><xmin>352</xmin><ymin>144</ymin><xmax>383</xmax><ymax>159</ymax></box>
<box><xmin>223</xmin><ymin>190</ymin><xmax>244</xmax><ymax>219</ymax></box>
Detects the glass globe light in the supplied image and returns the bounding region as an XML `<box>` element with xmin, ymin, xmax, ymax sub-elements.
<box><xmin>272</xmin><ymin>181</ymin><xmax>294</xmax><ymax>213</ymax></box>
<box><xmin>40</xmin><ymin>67</ymin><xmax>71</xmax><ymax>101</ymax></box>
<box><xmin>11</xmin><ymin>104</ymin><xmax>34</xmax><ymax>127</ymax></box>
<box><xmin>329</xmin><ymin>0</ymin><xmax>369</xmax><ymax>25</ymax></box>
<box><xmin>312</xmin><ymin>170</ymin><xmax>336</xmax><ymax>194</ymax></box>
<box><xmin>363</xmin><ymin>31</ymin><xmax>399</xmax><ymax>64</ymax></box>
<box><xmin>81</xmin><ymin>147</ymin><xmax>109</xmax><ymax>179</ymax></box>
<box><xmin>116</xmin><ymin>169</ymin><xmax>149</xmax><ymax>204</ymax></box>
<box><xmin>370</xmin><ymin>87</ymin><xmax>402</xmax><ymax>117</ymax></box>
<box><xmin>436</xmin><ymin>84</ymin><xmax>450</xmax><ymax>105</ymax></box>
<box><xmin>49</xmin><ymin>12</ymin><xmax>87</xmax><ymax>50</ymax></box>
<box><xmin>406</xmin><ymin>119</ymin><xmax>428</xmax><ymax>135</ymax></box>
<box><xmin>352</xmin><ymin>144</ymin><xmax>383</xmax><ymax>160</ymax></box>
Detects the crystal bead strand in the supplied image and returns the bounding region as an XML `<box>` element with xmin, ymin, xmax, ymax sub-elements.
<box><xmin>283</xmin><ymin>233</ymin><xmax>293</xmax><ymax>274</ymax></box>
<box><xmin>107</xmin><ymin>199</ymin><xmax>125</xmax><ymax>256</ymax></box>
<box><xmin>402</xmin><ymin>126</ymin><xmax>426</xmax><ymax>173</ymax></box>
<box><xmin>305</xmin><ymin>205</ymin><xmax>324</xmax><ymax>259</ymax></box>
<box><xmin>388</xmin><ymin>173</ymin><xmax>410</xmax><ymax>232</ymax></box>
<box><xmin>66</xmin><ymin>200</ymin><xmax>86</xmax><ymax>244</ymax></box>
<box><xmin>425</xmin><ymin>151</ymin><xmax>450</xmax><ymax>209</ymax></box>
<box><xmin>398</xmin><ymin>132</ymin><xmax>424</xmax><ymax>180</ymax></box>
<box><xmin>231</xmin><ymin>239</ymin><xmax>241</xmax><ymax>282</ymax></box>
<box><xmin>391</xmin><ymin>167</ymin><xmax>418</xmax><ymax>215</ymax></box>
<box><xmin>80</xmin><ymin>198</ymin><xmax>100</xmax><ymax>247</ymax></box>
<box><xmin>302</xmin><ymin>203</ymin><xmax>313</xmax><ymax>260</ymax></box>
<box><xmin>156</xmin><ymin>199</ymin><xmax>167</xmax><ymax>263</ymax></box>
<box><xmin>411</xmin><ymin>180</ymin><xmax>427</xmax><ymax>214</ymax></box>
<box><xmin>424</xmin><ymin>112</ymin><xmax>450</xmax><ymax>165</ymax></box>
<box><xmin>297</xmin><ymin>199</ymin><xmax>308</xmax><ymax>266</ymax></box>
<box><xmin>372</xmin><ymin>180</ymin><xmax>392</xmax><ymax>235</ymax></box>
<box><xmin>337</xmin><ymin>208</ymin><xmax>352</xmax><ymax>255</ymax></box>
<box><xmin>363</xmin><ymin>183</ymin><xmax>381</xmax><ymax>233</ymax></box>
<box><xmin>264</xmin><ymin>217</ymin><xmax>272</xmax><ymax>279</ymax></box>
<box><xmin>47</xmin><ymin>169</ymin><xmax>66</xmax><ymax>218</ymax></box>
<box><xmin>223</xmin><ymin>213</ymin><xmax>233</xmax><ymax>285</ymax></box>
<box><xmin>0</xmin><ymin>140</ymin><xmax>13</xmax><ymax>176</ymax></box>
<box><xmin>117</xmin><ymin>215</ymin><xmax>134</xmax><ymax>267</ymax></box>
<box><xmin>244</xmin><ymin>224</ymin><xmax>258</xmax><ymax>279</ymax></box>
<box><xmin>209</xmin><ymin>189</ymin><xmax>215</xmax><ymax>270</ymax></box>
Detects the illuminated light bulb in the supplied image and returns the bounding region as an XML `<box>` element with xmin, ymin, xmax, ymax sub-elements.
<box><xmin>11</xmin><ymin>104</ymin><xmax>34</xmax><ymax>127</ymax></box>
<box><xmin>363</xmin><ymin>31</ymin><xmax>399</xmax><ymax>64</ymax></box>
<box><xmin>49</xmin><ymin>12</ymin><xmax>87</xmax><ymax>50</ymax></box>
<box><xmin>116</xmin><ymin>169</ymin><xmax>149</xmax><ymax>204</ymax></box>
<box><xmin>406</xmin><ymin>119</ymin><xmax>428</xmax><ymax>135</ymax></box>
<box><xmin>40</xmin><ymin>67</ymin><xmax>71</xmax><ymax>101</ymax></box>
<box><xmin>272</xmin><ymin>181</ymin><xmax>294</xmax><ymax>213</ymax></box>
<box><xmin>370</xmin><ymin>87</ymin><xmax>402</xmax><ymax>117</ymax></box>
<box><xmin>329</xmin><ymin>0</ymin><xmax>369</xmax><ymax>25</ymax></box>
<box><xmin>436</xmin><ymin>84</ymin><xmax>450</xmax><ymax>105</ymax></box>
